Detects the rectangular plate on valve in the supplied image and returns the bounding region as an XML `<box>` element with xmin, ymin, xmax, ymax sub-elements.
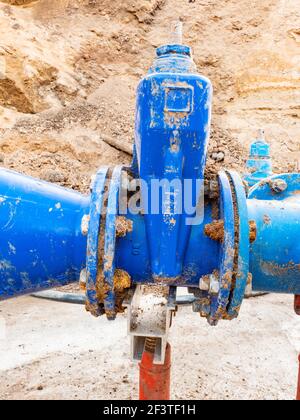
<box><xmin>164</xmin><ymin>85</ymin><xmax>194</xmax><ymax>113</ymax></box>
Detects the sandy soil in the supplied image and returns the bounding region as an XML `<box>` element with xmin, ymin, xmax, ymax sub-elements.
<box><xmin>0</xmin><ymin>293</ymin><xmax>299</xmax><ymax>400</ymax></box>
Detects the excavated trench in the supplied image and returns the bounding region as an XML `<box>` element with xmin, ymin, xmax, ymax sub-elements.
<box><xmin>0</xmin><ymin>0</ymin><xmax>299</xmax><ymax>194</ymax></box>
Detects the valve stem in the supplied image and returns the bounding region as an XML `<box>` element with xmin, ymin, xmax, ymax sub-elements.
<box><xmin>171</xmin><ymin>20</ymin><xmax>183</xmax><ymax>45</ymax></box>
<box><xmin>257</xmin><ymin>128</ymin><xmax>265</xmax><ymax>142</ymax></box>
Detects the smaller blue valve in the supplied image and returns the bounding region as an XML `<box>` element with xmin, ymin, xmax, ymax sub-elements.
<box><xmin>244</xmin><ymin>129</ymin><xmax>273</xmax><ymax>187</ymax></box>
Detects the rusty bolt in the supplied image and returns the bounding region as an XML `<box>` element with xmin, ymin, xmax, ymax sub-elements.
<box><xmin>199</xmin><ymin>274</ymin><xmax>220</xmax><ymax>295</ymax></box>
<box><xmin>79</xmin><ymin>268</ymin><xmax>87</xmax><ymax>291</ymax></box>
<box><xmin>192</xmin><ymin>300</ymin><xmax>202</xmax><ymax>312</ymax></box>
<box><xmin>199</xmin><ymin>275</ymin><xmax>210</xmax><ymax>291</ymax></box>
<box><xmin>207</xmin><ymin>317</ymin><xmax>218</xmax><ymax>327</ymax></box>
<box><xmin>244</xmin><ymin>272</ymin><xmax>253</xmax><ymax>297</ymax></box>
<box><xmin>269</xmin><ymin>179</ymin><xmax>288</xmax><ymax>193</ymax></box>
<box><xmin>200</xmin><ymin>298</ymin><xmax>211</xmax><ymax>317</ymax></box>
<box><xmin>208</xmin><ymin>180</ymin><xmax>219</xmax><ymax>199</ymax></box>
<box><xmin>81</xmin><ymin>214</ymin><xmax>90</xmax><ymax>236</ymax></box>
<box><xmin>192</xmin><ymin>298</ymin><xmax>211</xmax><ymax>317</ymax></box>
<box><xmin>245</xmin><ymin>282</ymin><xmax>252</xmax><ymax>297</ymax></box>
<box><xmin>209</xmin><ymin>274</ymin><xmax>220</xmax><ymax>295</ymax></box>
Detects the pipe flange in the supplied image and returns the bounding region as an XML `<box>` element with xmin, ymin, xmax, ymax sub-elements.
<box><xmin>208</xmin><ymin>171</ymin><xmax>235</xmax><ymax>325</ymax></box>
<box><xmin>85</xmin><ymin>166</ymin><xmax>109</xmax><ymax>317</ymax></box>
<box><xmin>206</xmin><ymin>171</ymin><xmax>250</xmax><ymax>324</ymax></box>
<box><xmin>86</xmin><ymin>165</ymin><xmax>132</xmax><ymax>320</ymax></box>
<box><xmin>225</xmin><ymin>170</ymin><xmax>249</xmax><ymax>319</ymax></box>
<box><xmin>102</xmin><ymin>165</ymin><xmax>127</xmax><ymax>320</ymax></box>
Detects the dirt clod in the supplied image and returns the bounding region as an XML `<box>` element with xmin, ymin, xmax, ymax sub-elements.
<box><xmin>249</xmin><ymin>220</ymin><xmax>257</xmax><ymax>243</ymax></box>
<box><xmin>115</xmin><ymin>216</ymin><xmax>133</xmax><ymax>238</ymax></box>
<box><xmin>204</xmin><ymin>220</ymin><xmax>225</xmax><ymax>242</ymax></box>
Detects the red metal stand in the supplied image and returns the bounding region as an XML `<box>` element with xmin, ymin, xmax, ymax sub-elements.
<box><xmin>295</xmin><ymin>295</ymin><xmax>300</xmax><ymax>316</ymax></box>
<box><xmin>295</xmin><ymin>296</ymin><xmax>300</xmax><ymax>401</ymax></box>
<box><xmin>139</xmin><ymin>342</ymin><xmax>171</xmax><ymax>400</ymax></box>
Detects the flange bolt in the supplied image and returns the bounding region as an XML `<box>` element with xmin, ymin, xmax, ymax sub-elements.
<box><xmin>269</xmin><ymin>179</ymin><xmax>288</xmax><ymax>194</ymax></box>
<box><xmin>81</xmin><ymin>214</ymin><xmax>90</xmax><ymax>236</ymax></box>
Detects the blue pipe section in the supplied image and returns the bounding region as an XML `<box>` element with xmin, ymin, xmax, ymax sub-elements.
<box><xmin>248</xmin><ymin>198</ymin><xmax>300</xmax><ymax>293</ymax></box>
<box><xmin>0</xmin><ymin>170</ymin><xmax>299</xmax><ymax>304</ymax></box>
<box><xmin>0</xmin><ymin>168</ymin><xmax>90</xmax><ymax>299</ymax></box>
<box><xmin>247</xmin><ymin>174</ymin><xmax>300</xmax><ymax>294</ymax></box>
<box><xmin>116</xmin><ymin>194</ymin><xmax>300</xmax><ymax>296</ymax></box>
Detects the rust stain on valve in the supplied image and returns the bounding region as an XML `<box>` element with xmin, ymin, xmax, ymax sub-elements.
<box><xmin>249</xmin><ymin>220</ymin><xmax>257</xmax><ymax>243</ymax></box>
<box><xmin>114</xmin><ymin>268</ymin><xmax>131</xmax><ymax>291</ymax></box>
<box><xmin>116</xmin><ymin>216</ymin><xmax>133</xmax><ymax>238</ymax></box>
<box><xmin>205</xmin><ymin>219</ymin><xmax>257</xmax><ymax>243</ymax></box>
